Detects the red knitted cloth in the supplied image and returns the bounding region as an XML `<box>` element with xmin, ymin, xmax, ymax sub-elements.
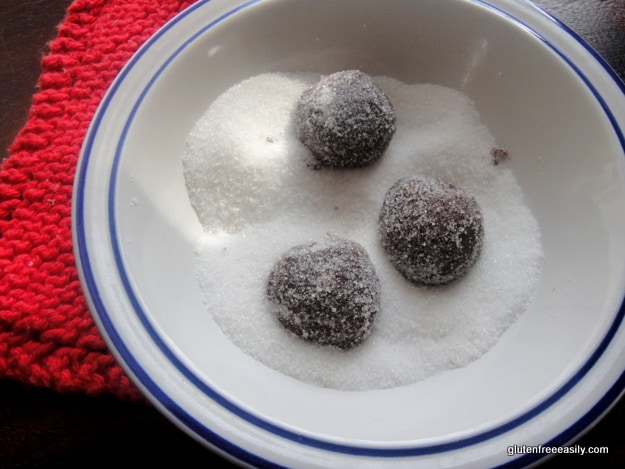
<box><xmin>0</xmin><ymin>0</ymin><xmax>195</xmax><ymax>400</ymax></box>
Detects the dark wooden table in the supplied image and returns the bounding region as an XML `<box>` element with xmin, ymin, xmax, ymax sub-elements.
<box><xmin>1</xmin><ymin>1</ymin><xmax>624</xmax><ymax>467</ymax></box>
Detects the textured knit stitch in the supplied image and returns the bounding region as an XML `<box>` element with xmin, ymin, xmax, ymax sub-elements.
<box><xmin>0</xmin><ymin>0</ymin><xmax>195</xmax><ymax>400</ymax></box>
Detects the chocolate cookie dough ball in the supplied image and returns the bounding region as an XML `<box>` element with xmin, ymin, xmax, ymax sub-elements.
<box><xmin>379</xmin><ymin>175</ymin><xmax>484</xmax><ymax>286</ymax></box>
<box><xmin>295</xmin><ymin>70</ymin><xmax>396</xmax><ymax>168</ymax></box>
<box><xmin>266</xmin><ymin>237</ymin><xmax>380</xmax><ymax>349</ymax></box>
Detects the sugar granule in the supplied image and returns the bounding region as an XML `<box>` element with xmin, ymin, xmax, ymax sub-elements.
<box><xmin>183</xmin><ymin>72</ymin><xmax>543</xmax><ymax>391</ymax></box>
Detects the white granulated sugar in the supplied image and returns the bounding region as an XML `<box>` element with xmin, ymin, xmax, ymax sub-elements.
<box><xmin>183</xmin><ymin>72</ymin><xmax>543</xmax><ymax>391</ymax></box>
<box><xmin>183</xmin><ymin>73</ymin><xmax>313</xmax><ymax>232</ymax></box>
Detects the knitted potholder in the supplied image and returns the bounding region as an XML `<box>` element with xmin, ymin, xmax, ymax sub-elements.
<box><xmin>0</xmin><ymin>0</ymin><xmax>195</xmax><ymax>400</ymax></box>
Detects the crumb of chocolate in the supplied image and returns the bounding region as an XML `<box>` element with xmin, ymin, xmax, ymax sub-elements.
<box><xmin>266</xmin><ymin>237</ymin><xmax>381</xmax><ymax>349</ymax></box>
<box><xmin>295</xmin><ymin>70</ymin><xmax>396</xmax><ymax>168</ymax></box>
<box><xmin>379</xmin><ymin>175</ymin><xmax>484</xmax><ymax>285</ymax></box>
<box><xmin>491</xmin><ymin>147</ymin><xmax>508</xmax><ymax>166</ymax></box>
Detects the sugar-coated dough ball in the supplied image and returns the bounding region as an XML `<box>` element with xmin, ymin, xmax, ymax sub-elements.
<box><xmin>379</xmin><ymin>175</ymin><xmax>484</xmax><ymax>285</ymax></box>
<box><xmin>295</xmin><ymin>70</ymin><xmax>396</xmax><ymax>168</ymax></box>
<box><xmin>266</xmin><ymin>237</ymin><xmax>380</xmax><ymax>349</ymax></box>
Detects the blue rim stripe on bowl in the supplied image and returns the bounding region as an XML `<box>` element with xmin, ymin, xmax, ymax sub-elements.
<box><xmin>527</xmin><ymin>1</ymin><xmax>625</xmax><ymax>96</ymax></box>
<box><xmin>495</xmin><ymin>367</ymin><xmax>625</xmax><ymax>467</ymax></box>
<box><xmin>74</xmin><ymin>0</ymin><xmax>625</xmax><ymax>466</ymax></box>
<box><xmin>75</xmin><ymin>1</ymin><xmax>287</xmax><ymax>468</ymax></box>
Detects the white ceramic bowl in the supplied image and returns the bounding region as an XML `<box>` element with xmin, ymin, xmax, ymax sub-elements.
<box><xmin>73</xmin><ymin>0</ymin><xmax>625</xmax><ymax>467</ymax></box>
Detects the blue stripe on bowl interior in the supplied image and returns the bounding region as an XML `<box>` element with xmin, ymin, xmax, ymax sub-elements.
<box><xmin>494</xmin><ymin>367</ymin><xmax>625</xmax><ymax>468</ymax></box>
<box><xmin>75</xmin><ymin>1</ymin><xmax>286</xmax><ymax>467</ymax></box>
<box><xmin>527</xmin><ymin>1</ymin><xmax>625</xmax><ymax>94</ymax></box>
<box><xmin>73</xmin><ymin>0</ymin><xmax>625</xmax><ymax>465</ymax></box>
